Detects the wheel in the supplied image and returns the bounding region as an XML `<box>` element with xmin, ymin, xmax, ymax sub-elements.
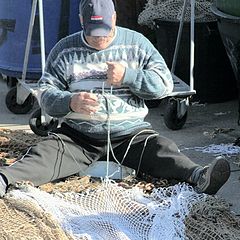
<box><xmin>6</xmin><ymin>76</ymin><xmax>17</xmax><ymax>88</ymax></box>
<box><xmin>163</xmin><ymin>98</ymin><xmax>188</xmax><ymax>130</ymax></box>
<box><xmin>29</xmin><ymin>108</ymin><xmax>59</xmax><ymax>136</ymax></box>
<box><xmin>5</xmin><ymin>86</ymin><xmax>34</xmax><ymax>114</ymax></box>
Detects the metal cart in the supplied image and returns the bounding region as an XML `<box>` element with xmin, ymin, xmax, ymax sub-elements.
<box><xmin>4</xmin><ymin>0</ymin><xmax>59</xmax><ymax>136</ymax></box>
<box><xmin>150</xmin><ymin>0</ymin><xmax>196</xmax><ymax>130</ymax></box>
<box><xmin>4</xmin><ymin>0</ymin><xmax>44</xmax><ymax>115</ymax></box>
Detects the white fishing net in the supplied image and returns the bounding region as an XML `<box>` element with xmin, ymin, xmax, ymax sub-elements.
<box><xmin>7</xmin><ymin>181</ymin><xmax>197</xmax><ymax>239</ymax></box>
<box><xmin>183</xmin><ymin>143</ymin><xmax>240</xmax><ymax>157</ymax></box>
<box><xmin>5</xmin><ymin>180</ymin><xmax>240</xmax><ymax>240</ymax></box>
<box><xmin>138</xmin><ymin>0</ymin><xmax>216</xmax><ymax>29</ymax></box>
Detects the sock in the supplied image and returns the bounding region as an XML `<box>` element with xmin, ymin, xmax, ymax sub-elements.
<box><xmin>0</xmin><ymin>174</ymin><xmax>7</xmax><ymax>197</ymax></box>
<box><xmin>188</xmin><ymin>166</ymin><xmax>204</xmax><ymax>184</ymax></box>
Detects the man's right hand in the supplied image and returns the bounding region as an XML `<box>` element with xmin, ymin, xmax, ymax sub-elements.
<box><xmin>70</xmin><ymin>92</ymin><xmax>100</xmax><ymax>115</ymax></box>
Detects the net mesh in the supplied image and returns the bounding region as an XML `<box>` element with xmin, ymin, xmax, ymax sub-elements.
<box><xmin>138</xmin><ymin>0</ymin><xmax>216</xmax><ymax>29</ymax></box>
<box><xmin>0</xmin><ymin>128</ymin><xmax>45</xmax><ymax>165</ymax></box>
<box><xmin>1</xmin><ymin>181</ymin><xmax>240</xmax><ymax>240</ymax></box>
<box><xmin>1</xmin><ymin>129</ymin><xmax>240</xmax><ymax>239</ymax></box>
<box><xmin>0</xmin><ymin>194</ymin><xmax>72</xmax><ymax>240</ymax></box>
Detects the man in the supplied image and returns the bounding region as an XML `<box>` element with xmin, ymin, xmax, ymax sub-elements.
<box><xmin>0</xmin><ymin>0</ymin><xmax>230</xmax><ymax>197</ymax></box>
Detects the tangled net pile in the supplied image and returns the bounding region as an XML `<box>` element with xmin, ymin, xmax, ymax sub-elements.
<box><xmin>138</xmin><ymin>0</ymin><xmax>216</xmax><ymax>29</ymax></box>
<box><xmin>0</xmin><ymin>195</ymin><xmax>71</xmax><ymax>240</ymax></box>
<box><xmin>1</xmin><ymin>129</ymin><xmax>240</xmax><ymax>239</ymax></box>
<box><xmin>0</xmin><ymin>181</ymin><xmax>239</xmax><ymax>240</ymax></box>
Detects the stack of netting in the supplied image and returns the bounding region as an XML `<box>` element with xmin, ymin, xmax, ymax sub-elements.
<box><xmin>1</xmin><ymin>181</ymin><xmax>240</xmax><ymax>240</ymax></box>
<box><xmin>138</xmin><ymin>0</ymin><xmax>216</xmax><ymax>28</ymax></box>
<box><xmin>0</xmin><ymin>130</ymin><xmax>240</xmax><ymax>239</ymax></box>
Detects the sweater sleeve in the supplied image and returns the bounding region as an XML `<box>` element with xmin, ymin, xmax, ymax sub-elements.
<box><xmin>122</xmin><ymin>37</ymin><xmax>173</xmax><ymax>100</ymax></box>
<box><xmin>37</xmin><ymin>41</ymin><xmax>73</xmax><ymax>118</ymax></box>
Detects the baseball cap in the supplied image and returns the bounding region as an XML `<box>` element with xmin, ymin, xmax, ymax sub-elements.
<box><xmin>79</xmin><ymin>0</ymin><xmax>115</xmax><ymax>37</ymax></box>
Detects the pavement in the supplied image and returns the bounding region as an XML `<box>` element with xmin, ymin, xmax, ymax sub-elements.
<box><xmin>0</xmin><ymin>75</ymin><xmax>240</xmax><ymax>216</ymax></box>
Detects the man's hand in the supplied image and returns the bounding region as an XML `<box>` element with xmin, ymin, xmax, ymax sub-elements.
<box><xmin>70</xmin><ymin>92</ymin><xmax>99</xmax><ymax>114</ymax></box>
<box><xmin>106</xmin><ymin>62</ymin><xmax>125</xmax><ymax>86</ymax></box>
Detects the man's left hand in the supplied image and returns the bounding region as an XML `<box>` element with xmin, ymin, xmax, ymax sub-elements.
<box><xmin>106</xmin><ymin>62</ymin><xmax>125</xmax><ymax>86</ymax></box>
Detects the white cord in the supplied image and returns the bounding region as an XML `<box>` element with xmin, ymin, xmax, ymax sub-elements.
<box><xmin>49</xmin><ymin>86</ymin><xmax>160</xmax><ymax>180</ymax></box>
<box><xmin>101</xmin><ymin>82</ymin><xmax>160</xmax><ymax>178</ymax></box>
<box><xmin>48</xmin><ymin>132</ymin><xmax>87</xmax><ymax>176</ymax></box>
<box><xmin>136</xmin><ymin>133</ymin><xmax>159</xmax><ymax>175</ymax></box>
<box><xmin>103</xmin><ymin>82</ymin><xmax>113</xmax><ymax>178</ymax></box>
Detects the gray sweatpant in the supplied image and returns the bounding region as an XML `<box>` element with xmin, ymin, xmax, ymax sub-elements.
<box><xmin>0</xmin><ymin>124</ymin><xmax>199</xmax><ymax>186</ymax></box>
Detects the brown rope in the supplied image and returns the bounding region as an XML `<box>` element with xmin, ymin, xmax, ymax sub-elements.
<box><xmin>0</xmin><ymin>197</ymin><xmax>72</xmax><ymax>240</ymax></box>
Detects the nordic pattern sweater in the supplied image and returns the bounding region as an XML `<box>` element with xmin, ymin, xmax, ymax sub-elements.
<box><xmin>38</xmin><ymin>26</ymin><xmax>173</xmax><ymax>139</ymax></box>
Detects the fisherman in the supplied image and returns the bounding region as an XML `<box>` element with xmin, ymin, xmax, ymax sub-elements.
<box><xmin>0</xmin><ymin>0</ymin><xmax>230</xmax><ymax>197</ymax></box>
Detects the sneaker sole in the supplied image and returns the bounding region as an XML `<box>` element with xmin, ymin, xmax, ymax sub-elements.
<box><xmin>200</xmin><ymin>158</ymin><xmax>230</xmax><ymax>195</ymax></box>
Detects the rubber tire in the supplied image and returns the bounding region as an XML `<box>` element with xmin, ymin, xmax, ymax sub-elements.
<box><xmin>163</xmin><ymin>99</ymin><xmax>188</xmax><ymax>130</ymax></box>
<box><xmin>29</xmin><ymin>108</ymin><xmax>59</xmax><ymax>136</ymax></box>
<box><xmin>6</xmin><ymin>76</ymin><xmax>17</xmax><ymax>88</ymax></box>
<box><xmin>5</xmin><ymin>86</ymin><xmax>34</xmax><ymax>114</ymax></box>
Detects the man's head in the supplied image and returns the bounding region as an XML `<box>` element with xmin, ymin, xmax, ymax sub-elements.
<box><xmin>79</xmin><ymin>0</ymin><xmax>116</xmax><ymax>37</ymax></box>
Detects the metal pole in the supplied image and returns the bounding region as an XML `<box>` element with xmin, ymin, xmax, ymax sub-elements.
<box><xmin>22</xmin><ymin>0</ymin><xmax>38</xmax><ymax>81</ymax></box>
<box><xmin>190</xmin><ymin>0</ymin><xmax>195</xmax><ymax>91</ymax></box>
<box><xmin>38</xmin><ymin>0</ymin><xmax>46</xmax><ymax>72</ymax></box>
<box><xmin>171</xmin><ymin>0</ymin><xmax>188</xmax><ymax>74</ymax></box>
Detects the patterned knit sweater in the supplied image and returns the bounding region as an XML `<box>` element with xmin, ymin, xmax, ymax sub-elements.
<box><xmin>38</xmin><ymin>26</ymin><xmax>173</xmax><ymax>139</ymax></box>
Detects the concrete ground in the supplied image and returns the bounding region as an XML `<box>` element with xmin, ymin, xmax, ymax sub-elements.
<box><xmin>0</xmin><ymin>76</ymin><xmax>239</xmax><ymax>216</ymax></box>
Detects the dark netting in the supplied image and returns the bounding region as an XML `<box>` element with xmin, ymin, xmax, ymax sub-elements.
<box><xmin>138</xmin><ymin>0</ymin><xmax>216</xmax><ymax>29</ymax></box>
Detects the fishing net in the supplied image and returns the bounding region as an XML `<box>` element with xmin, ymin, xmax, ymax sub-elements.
<box><xmin>0</xmin><ymin>128</ymin><xmax>45</xmax><ymax>165</ymax></box>
<box><xmin>1</xmin><ymin>129</ymin><xmax>240</xmax><ymax>239</ymax></box>
<box><xmin>0</xmin><ymin>195</ymin><xmax>72</xmax><ymax>240</ymax></box>
<box><xmin>138</xmin><ymin>0</ymin><xmax>216</xmax><ymax>29</ymax></box>
<box><xmin>183</xmin><ymin>144</ymin><xmax>240</xmax><ymax>157</ymax></box>
<box><xmin>1</xmin><ymin>181</ymin><xmax>240</xmax><ymax>240</ymax></box>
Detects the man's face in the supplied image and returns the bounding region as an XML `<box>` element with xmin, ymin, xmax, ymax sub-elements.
<box><xmin>85</xmin><ymin>29</ymin><xmax>115</xmax><ymax>50</ymax></box>
<box><xmin>81</xmin><ymin>13</ymin><xmax>116</xmax><ymax>50</ymax></box>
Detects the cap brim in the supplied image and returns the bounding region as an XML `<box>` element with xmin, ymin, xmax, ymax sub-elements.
<box><xmin>84</xmin><ymin>23</ymin><xmax>111</xmax><ymax>37</ymax></box>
